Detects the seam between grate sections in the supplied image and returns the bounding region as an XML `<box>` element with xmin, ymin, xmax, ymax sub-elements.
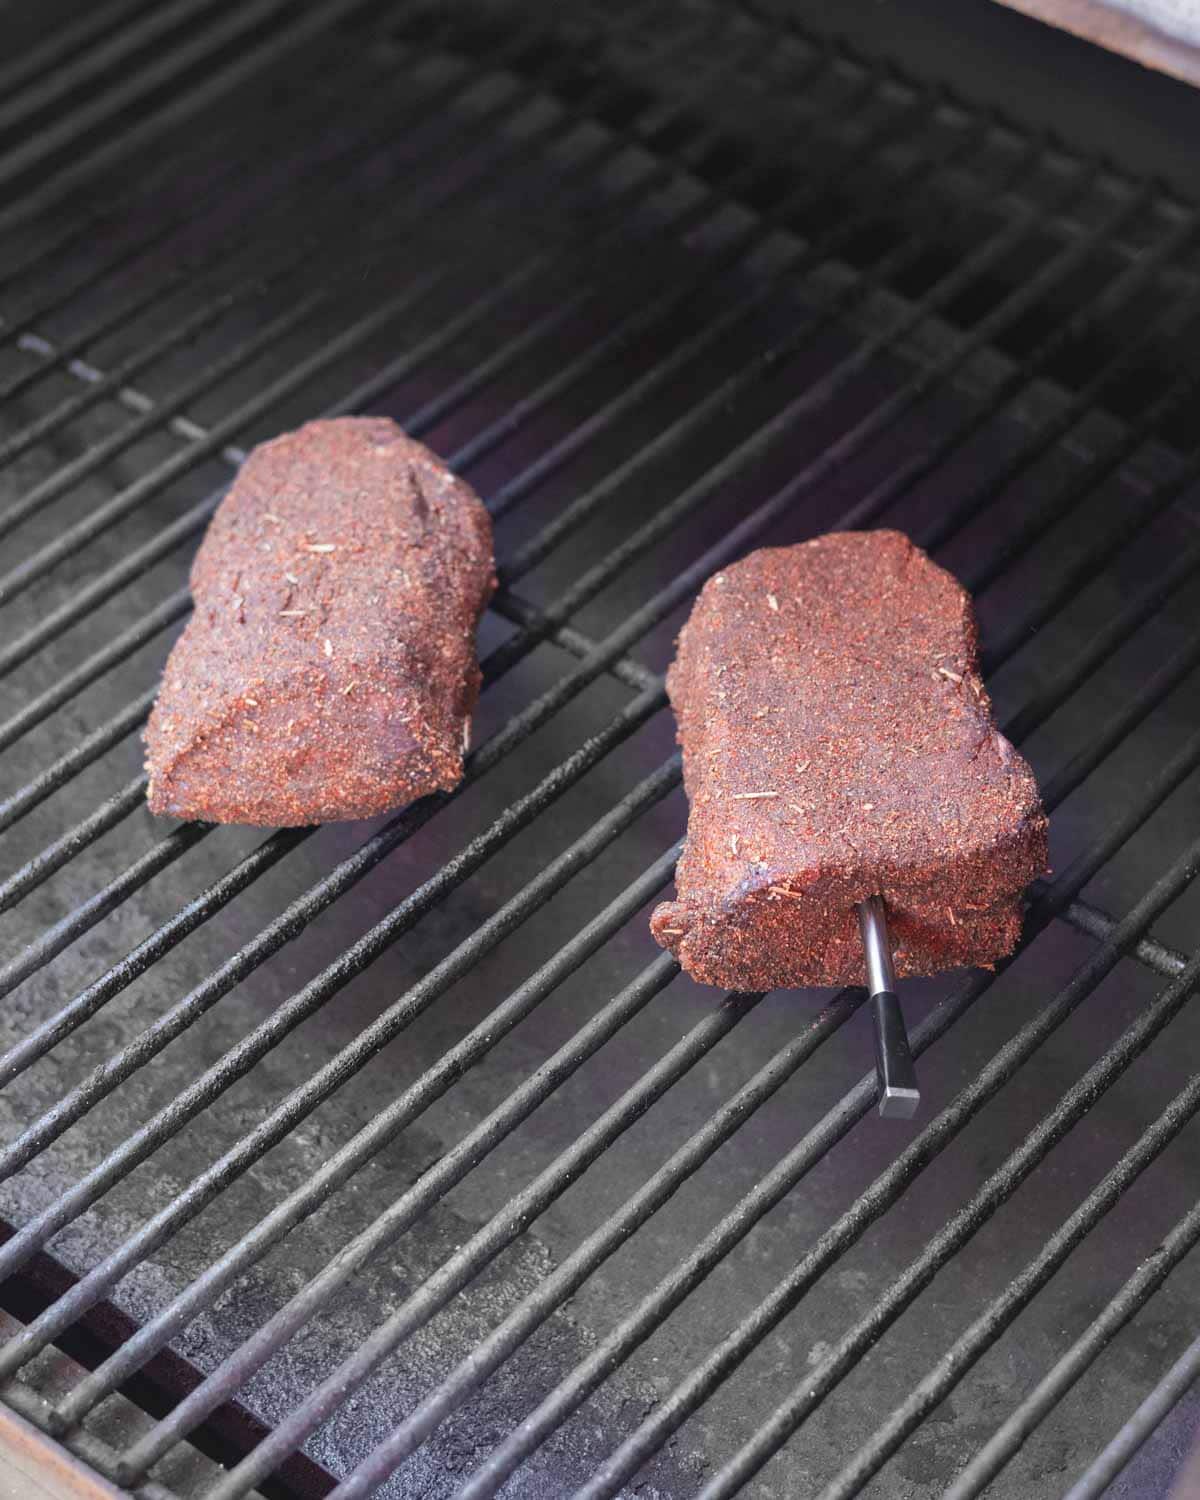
<box><xmin>0</xmin><ymin>71</ymin><xmax>1170</xmax><ymax>696</ymax></box>
<box><xmin>0</xmin><ymin>56</ymin><xmax>927</xmax><ymax>599</ymax></box>
<box><xmin>0</xmin><ymin>323</ymin><xmax>1176</xmax><ymax>987</ymax></box>
<box><xmin>14</xmin><ymin>331</ymin><xmax>249</xmax><ymax>464</ymax></box>
<box><xmin>6</xmin><ymin>0</ymin><xmax>1190</xmax><ymax>620</ymax></box>
<box><xmin>8</xmin><ymin>324</ymin><xmax>659</xmax><ymax>698</ymax></box>
<box><xmin>0</xmin><ymin>121</ymin><xmax>1132</xmax><ymax>780</ymax></box>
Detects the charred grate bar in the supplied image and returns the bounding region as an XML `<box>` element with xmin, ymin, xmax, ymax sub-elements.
<box><xmin>0</xmin><ymin>1</ymin><xmax>1199</xmax><ymax>1497</ymax></box>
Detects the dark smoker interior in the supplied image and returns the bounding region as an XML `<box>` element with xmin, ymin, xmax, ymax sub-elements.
<box><xmin>2</xmin><ymin>2</ymin><xmax>1200</xmax><ymax>1497</ymax></box>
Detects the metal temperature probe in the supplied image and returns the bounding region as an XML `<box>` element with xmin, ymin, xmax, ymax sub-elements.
<box><xmin>857</xmin><ymin>894</ymin><xmax>920</xmax><ymax>1119</ymax></box>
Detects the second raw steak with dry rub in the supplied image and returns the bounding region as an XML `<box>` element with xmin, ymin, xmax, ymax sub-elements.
<box><xmin>650</xmin><ymin>530</ymin><xmax>1048</xmax><ymax>990</ymax></box>
<box><xmin>144</xmin><ymin>417</ymin><xmax>495</xmax><ymax>826</ymax></box>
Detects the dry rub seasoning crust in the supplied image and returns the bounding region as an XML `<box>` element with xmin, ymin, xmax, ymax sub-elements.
<box><xmin>144</xmin><ymin>417</ymin><xmax>495</xmax><ymax>826</ymax></box>
<box><xmin>651</xmin><ymin>530</ymin><xmax>1048</xmax><ymax>989</ymax></box>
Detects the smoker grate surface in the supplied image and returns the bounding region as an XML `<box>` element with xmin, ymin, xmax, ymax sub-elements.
<box><xmin>2</xmin><ymin>2</ymin><xmax>1200</xmax><ymax>1497</ymax></box>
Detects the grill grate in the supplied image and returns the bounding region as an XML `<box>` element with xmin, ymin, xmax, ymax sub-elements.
<box><xmin>2</xmin><ymin>1</ymin><xmax>1200</xmax><ymax>1496</ymax></box>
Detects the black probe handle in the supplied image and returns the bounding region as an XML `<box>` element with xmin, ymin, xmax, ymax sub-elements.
<box><xmin>870</xmin><ymin>989</ymin><xmax>920</xmax><ymax>1119</ymax></box>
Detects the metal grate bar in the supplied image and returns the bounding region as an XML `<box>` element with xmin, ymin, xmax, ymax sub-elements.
<box><xmin>0</xmin><ymin>88</ymin><xmax>1033</xmax><ymax>696</ymax></box>
<box><xmin>488</xmin><ymin>204</ymin><xmax>1200</xmax><ymax>790</ymax></box>
<box><xmin>489</xmin><ymin>92</ymin><xmax>981</xmax><ymax>543</ymax></box>
<box><xmin>0</xmin><ymin>752</ymin><xmax>159</xmax><ymax>917</ymax></box>
<box><xmin>1057</xmin><ymin>895</ymin><xmax>1188</xmax><ymax>978</ymax></box>
<box><xmin>0</xmin><ymin>0</ymin><xmax>156</xmax><ymax>102</ymax></box>
<box><xmin>1065</xmin><ymin>1336</ymin><xmax>1200</xmax><ymax>1499</ymax></box>
<box><xmin>737</xmin><ymin>0</ymin><xmax>1178</xmax><ymax>223</ymax></box>
<box><xmin>0</xmin><ymin>0</ymin><xmax>232</xmax><ymax>144</ymax></box>
<box><xmin>0</xmin><ymin>63</ymin><xmax>774</xmax><ymax>718</ymax></box>
<box><xmin>0</xmin><ymin>79</ymin><xmax>1020</xmax><ymax>972</ymax></box>
<box><xmin>0</xmin><ymin>261</ymin><xmax>439</xmax><ymax>603</ymax></box>
<box><xmin>1037</xmin><ymin>632</ymin><xmax>1200</xmax><ymax>811</ymax></box>
<box><xmin>0</xmin><ymin>74</ymin><xmax>325</xmax><ymax>324</ymax></box>
<box><xmin>0</xmin><ymin>558</ymin><xmax>1164</xmax><ymax>1446</ymax></box>
<box><xmin>5</xmin><ymin>281</ymin><xmax>284</xmax><ymax>475</ymax></box>
<box><xmin>0</xmin><ymin>65</ymin><xmax>793</xmax><ymax>653</ymax></box>
<box><xmin>450</xmin><ymin>69</ymin><xmax>923</xmax><ymax>491</ymax></box>
<box><xmin>968</xmin><ymin>367</ymin><xmax>1200</xmax><ymax>605</ymax></box>
<box><xmin>920</xmin><ymin>277</ymin><xmax>1200</xmax><ymax>578</ymax></box>
<box><xmin>495</xmin><ymin>109</ymin><xmax>1028</xmax><ymax>576</ymax></box>
<box><xmin>947</xmin><ymin>1205</ymin><xmax>1200</xmax><ymax>1500</ymax></box>
<box><xmin>335</xmin><ymin>992</ymin><xmax>869</xmax><ymax>1497</ymax></box>
<box><xmin>1002</xmin><ymin>528</ymin><xmax>1200</xmax><ymax>746</ymax></box>
<box><xmin>0</xmin><ymin>0</ymin><xmax>341</xmax><ymax>200</ymax></box>
<box><xmin>945</xmin><ymin>318</ymin><xmax>1200</xmax><ymax>580</ymax></box>
<box><xmin>0</xmin><ymin>24</ymin><xmax>869</xmax><ymax>592</ymax></box>
<box><xmin>3</xmin><ymin>292</ymin><xmax>326</xmax><ymax>555</ymax></box>
<box><xmin>543</xmin><ymin>541</ymin><xmax>1197</xmax><ymax>998</ymax></box>
<box><xmin>221</xmin><ymin>29</ymin><xmax>834</xmax><ymax>490</ymax></box>
<box><xmin>0</xmin><ymin>587</ymin><xmax>651</xmax><ymax>965</ymax></box>
<box><xmin>0</xmin><ymin>58</ymin><xmax>918</xmax><ymax>687</ymax></box>
<box><xmin>0</xmin><ymin>592</ymin><xmax>650</xmax><ymax>1076</ymax></box>
<box><xmin>0</xmin><ymin>41</ymin><xmax>729</xmax><ymax>604</ymax></box>
<box><xmin>532</xmin><ymin>718</ymin><xmax>1200</xmax><ymax>1499</ymax></box>
<box><xmin>492</xmin><ymin>592</ymin><xmax>661</xmax><ymax>692</ymax></box>
<box><xmin>0</xmin><ymin>777</ymin><xmax>150</xmax><ymax>917</ymax></box>
<box><xmin>360</xmin><ymin>847</ymin><xmax>1200</xmax><ymax>1498</ymax></box>
<box><xmin>0</xmin><ymin>162</ymin><xmax>798</xmax><ymax>871</ymax></box>
<box><xmin>985</xmin><ymin>439</ymin><xmax>1200</xmax><ymax>671</ymax></box>
<box><xmin>2</xmin><ymin>1380</ymin><xmax>181</xmax><ymax>1500</ymax></box>
<box><xmin>0</xmin><ymin>2</ymin><xmax>521</xmax><ymax>289</ymax></box>
<box><xmin>398</xmin><ymin>46</ymin><xmax>898</xmax><ymax>481</ymax></box>
<box><xmin>0</xmin><ymin>283</ymin><xmax>780</xmax><ymax>1104</ymax></box>
<box><xmin>0</xmin><ymin>79</ymin><xmax>1152</xmax><ymax>1092</ymax></box>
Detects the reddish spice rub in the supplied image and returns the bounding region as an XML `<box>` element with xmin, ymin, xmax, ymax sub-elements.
<box><xmin>651</xmin><ymin>530</ymin><xmax>1048</xmax><ymax>989</ymax></box>
<box><xmin>144</xmin><ymin>416</ymin><xmax>495</xmax><ymax>826</ymax></box>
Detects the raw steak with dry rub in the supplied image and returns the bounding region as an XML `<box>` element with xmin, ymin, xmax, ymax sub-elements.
<box><xmin>650</xmin><ymin>530</ymin><xmax>1048</xmax><ymax>989</ymax></box>
<box><xmin>145</xmin><ymin>416</ymin><xmax>495</xmax><ymax>826</ymax></box>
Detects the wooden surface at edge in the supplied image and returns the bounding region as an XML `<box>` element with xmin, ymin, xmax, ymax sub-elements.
<box><xmin>0</xmin><ymin>1403</ymin><xmax>122</xmax><ymax>1500</ymax></box>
